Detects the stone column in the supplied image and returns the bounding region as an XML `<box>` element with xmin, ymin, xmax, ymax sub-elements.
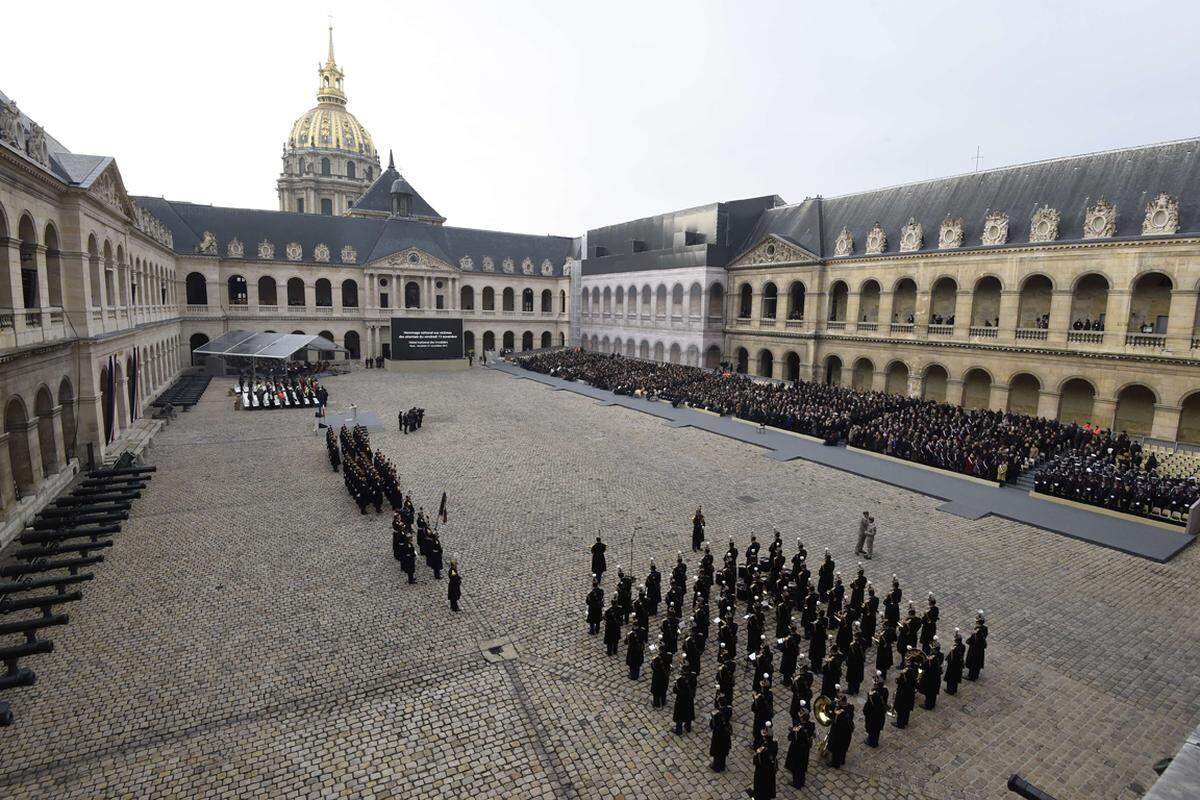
<box><xmin>996</xmin><ymin>290</ymin><xmax>1020</xmax><ymax>343</ymax></box>
<box><xmin>1151</xmin><ymin>404</ymin><xmax>1183</xmax><ymax>441</ymax></box>
<box><xmin>2</xmin><ymin>237</ymin><xmax>26</xmax><ymax>327</ymax></box>
<box><xmin>878</xmin><ymin>291</ymin><xmax>894</xmax><ymax>330</ymax></box>
<box><xmin>945</xmin><ymin>378</ymin><xmax>965</xmax><ymax>407</ymax></box>
<box><xmin>871</xmin><ymin>369</ymin><xmax>887</xmax><ymax>393</ymax></box>
<box><xmin>953</xmin><ymin>288</ymin><xmax>972</xmax><ymax>339</ymax></box>
<box><xmin>989</xmin><ymin>382</ymin><xmax>1010</xmax><ymax>412</ymax></box>
<box><xmin>248</xmin><ymin>277</ymin><xmax>260</xmax><ymax>308</ymax></box>
<box><xmin>1107</xmin><ymin>288</ymin><xmax>1132</xmax><ymax>344</ymax></box>
<box><xmin>1165</xmin><ymin>289</ymin><xmax>1198</xmax><ymax>352</ymax></box>
<box><xmin>907</xmin><ymin>374</ymin><xmax>922</xmax><ymax>398</ymax></box>
<box><xmin>0</xmin><ymin>432</ymin><xmax>16</xmax><ymax>510</ymax></box>
<box><xmin>47</xmin><ymin>406</ymin><xmax>67</xmax><ymax>472</ymax></box>
<box><xmin>1036</xmin><ymin>390</ymin><xmax>1061</xmax><ymax>421</ymax></box>
<box><xmin>1092</xmin><ymin>397</ymin><xmax>1118</xmax><ymax>429</ymax></box>
<box><xmin>1046</xmin><ymin>289</ymin><xmax>1073</xmax><ymax>346</ymax></box>
<box><xmin>13</xmin><ymin>418</ymin><xmax>44</xmax><ymax>492</ymax></box>
<box><xmin>33</xmin><ymin>243</ymin><xmax>51</xmax><ymax>314</ymax></box>
<box><xmin>846</xmin><ymin>291</ymin><xmax>862</xmax><ymax>333</ymax></box>
<box><xmin>914</xmin><ymin>287</ymin><xmax>931</xmax><ymax>336</ymax></box>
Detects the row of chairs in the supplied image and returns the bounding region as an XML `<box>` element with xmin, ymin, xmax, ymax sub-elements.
<box><xmin>0</xmin><ymin>457</ymin><xmax>156</xmax><ymax>725</ymax></box>
<box><xmin>150</xmin><ymin>374</ymin><xmax>211</xmax><ymax>410</ymax></box>
<box><xmin>1143</xmin><ymin>444</ymin><xmax>1200</xmax><ymax>480</ymax></box>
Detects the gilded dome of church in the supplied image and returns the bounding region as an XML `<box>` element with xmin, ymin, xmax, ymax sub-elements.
<box><xmin>286</xmin><ymin>28</ymin><xmax>376</xmax><ymax>159</ymax></box>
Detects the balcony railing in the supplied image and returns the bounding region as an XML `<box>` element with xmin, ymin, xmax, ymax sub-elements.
<box><xmin>1067</xmin><ymin>331</ymin><xmax>1104</xmax><ymax>344</ymax></box>
<box><xmin>826</xmin><ymin>321</ymin><xmax>846</xmax><ymax>331</ymax></box>
<box><xmin>968</xmin><ymin>326</ymin><xmax>998</xmax><ymax>338</ymax></box>
<box><xmin>1015</xmin><ymin>328</ymin><xmax>1048</xmax><ymax>341</ymax></box>
<box><xmin>1126</xmin><ymin>333</ymin><xmax>1165</xmax><ymax>348</ymax></box>
<box><xmin>785</xmin><ymin>318</ymin><xmax>805</xmax><ymax>327</ymax></box>
<box><xmin>857</xmin><ymin>321</ymin><xmax>878</xmax><ymax>332</ymax></box>
<box><xmin>890</xmin><ymin>323</ymin><xmax>914</xmax><ymax>334</ymax></box>
<box><xmin>0</xmin><ymin>311</ymin><xmax>13</xmax><ymax>330</ymax></box>
<box><xmin>927</xmin><ymin>324</ymin><xmax>953</xmax><ymax>337</ymax></box>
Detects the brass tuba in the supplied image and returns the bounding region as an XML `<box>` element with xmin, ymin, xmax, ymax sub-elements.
<box><xmin>812</xmin><ymin>695</ymin><xmax>835</xmax><ymax>727</ymax></box>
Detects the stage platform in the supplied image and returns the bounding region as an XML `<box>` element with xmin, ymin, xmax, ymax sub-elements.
<box><xmin>384</xmin><ymin>358</ymin><xmax>469</xmax><ymax>373</ymax></box>
<box><xmin>489</xmin><ymin>361</ymin><xmax>1196</xmax><ymax>563</ymax></box>
<box><xmin>324</xmin><ymin>408</ymin><xmax>383</xmax><ymax>432</ymax></box>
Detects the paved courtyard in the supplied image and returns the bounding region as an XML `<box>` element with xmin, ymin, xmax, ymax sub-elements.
<box><xmin>1</xmin><ymin>365</ymin><xmax>1198</xmax><ymax>800</ymax></box>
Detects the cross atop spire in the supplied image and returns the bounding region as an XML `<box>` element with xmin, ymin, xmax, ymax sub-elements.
<box><xmin>327</xmin><ymin>19</ymin><xmax>336</xmax><ymax>66</ymax></box>
<box><xmin>316</xmin><ymin>24</ymin><xmax>346</xmax><ymax>106</ymax></box>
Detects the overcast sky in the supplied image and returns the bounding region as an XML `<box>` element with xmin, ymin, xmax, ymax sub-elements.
<box><xmin>5</xmin><ymin>0</ymin><xmax>1200</xmax><ymax>235</ymax></box>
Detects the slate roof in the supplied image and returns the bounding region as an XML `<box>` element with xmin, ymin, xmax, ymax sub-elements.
<box><xmin>0</xmin><ymin>87</ymin><xmax>111</xmax><ymax>188</ymax></box>
<box><xmin>131</xmin><ymin>196</ymin><xmax>577</xmax><ymax>275</ymax></box>
<box><xmin>738</xmin><ymin>138</ymin><xmax>1200</xmax><ymax>262</ymax></box>
<box><xmin>349</xmin><ymin>160</ymin><xmax>443</xmax><ymax>221</ymax></box>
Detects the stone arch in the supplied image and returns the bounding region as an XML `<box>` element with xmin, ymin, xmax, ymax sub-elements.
<box><xmin>851</xmin><ymin>356</ymin><xmax>874</xmax><ymax>391</ymax></box>
<box><xmin>287</xmin><ymin>277</ymin><xmax>306</xmax><ymax>306</ymax></box>
<box><xmin>707</xmin><ymin>283</ymin><xmax>725</xmax><ymax>320</ymax></box>
<box><xmin>344</xmin><ymin>330</ymin><xmax>361</xmax><ymax>359</ymax></box>
<box><xmin>258</xmin><ymin>275</ymin><xmax>278</xmax><ymax>305</ymax></box>
<box><xmin>1007</xmin><ymin>372</ymin><xmax>1041</xmax><ymax>417</ymax></box>
<box><xmin>522</xmin><ymin>330</ymin><xmax>534</xmax><ymax>351</ymax></box>
<box><xmin>671</xmin><ymin>284</ymin><xmax>684</xmax><ymax>317</ymax></box>
<box><xmin>483</xmin><ymin>286</ymin><xmax>496</xmax><ymax>311</ymax></box>
<box><xmin>921</xmin><ymin>364</ymin><xmax>948</xmax><ymax>402</ymax></box>
<box><xmin>738</xmin><ymin>282</ymin><xmax>753</xmax><ymax>318</ymax></box>
<box><xmin>87</xmin><ymin>234</ymin><xmax>102</xmax><ymax>306</ymax></box>
<box><xmin>858</xmin><ymin>279</ymin><xmax>880</xmax><ymax>323</ymax></box>
<box><xmin>929</xmin><ymin>276</ymin><xmax>958</xmax><ymax>325</ymax></box>
<box><xmin>342</xmin><ymin>279</ymin><xmax>359</xmax><ymax>308</ymax></box>
<box><xmin>502</xmin><ymin>287</ymin><xmax>515</xmax><ymax>312</ymax></box>
<box><xmin>685</xmin><ymin>344</ymin><xmax>699</xmax><ymax>366</ymax></box>
<box><xmin>541</xmin><ymin>330</ymin><xmax>552</xmax><ymax>348</ymax></box>
<box><xmin>962</xmin><ymin>367</ymin><xmax>992</xmax><ymax>410</ymax></box>
<box><xmin>655</xmin><ymin>284</ymin><xmax>668</xmax><ymax>317</ymax></box>
<box><xmin>884</xmin><ymin>360</ymin><xmax>909</xmax><ymax>396</ymax></box>
<box><xmin>314</xmin><ymin>278</ymin><xmax>333</xmax><ymax>307</ymax></box>
<box><xmin>688</xmin><ymin>283</ymin><xmax>703</xmax><ymax>317</ymax></box>
<box><xmin>761</xmin><ymin>282</ymin><xmax>778</xmax><ymax>319</ymax></box>
<box><xmin>524</xmin><ymin>288</ymin><xmax>535</xmax><ymax>313</ymax></box>
<box><xmin>784</xmin><ymin>351</ymin><xmax>801</xmax><ymax>382</ymax></box>
<box><xmin>734</xmin><ymin>346</ymin><xmax>749</xmax><ymax>373</ymax></box>
<box><xmin>227</xmin><ymin>274</ymin><xmax>248</xmax><ymax>305</ymax></box>
<box><xmin>406</xmin><ymin>281</ymin><xmax>422</xmax><ymax>309</ymax></box>
<box><xmin>43</xmin><ymin>221</ymin><xmax>63</xmax><ymax>307</ymax></box>
<box><xmin>503</xmin><ymin>330</ymin><xmax>515</xmax><ymax>350</ymax></box>
<box><xmin>626</xmin><ymin>339</ymin><xmax>636</xmax><ymax>357</ymax></box>
<box><xmin>16</xmin><ymin>214</ymin><xmax>39</xmax><ymax>313</ymax></box>
<box><xmin>190</xmin><ymin>332</ymin><xmax>210</xmax><ymax>366</ymax></box>
<box><xmin>892</xmin><ymin>278</ymin><xmax>917</xmax><ymax>323</ymax></box>
<box><xmin>1176</xmin><ymin>391</ymin><xmax>1200</xmax><ymax>444</ymax></box>
<box><xmin>1113</xmin><ymin>384</ymin><xmax>1156</xmax><ymax>436</ymax></box>
<box><xmin>653</xmin><ymin>341</ymin><xmax>665</xmax><ymax>362</ymax></box>
<box><xmin>757</xmin><ymin>348</ymin><xmax>774</xmax><ymax>377</ymax></box>
<box><xmin>579</xmin><ymin>287</ymin><xmax>590</xmax><ymax>315</ymax></box>
<box><xmin>704</xmin><ymin>345</ymin><xmax>722</xmax><ymax>369</ymax></box>
<box><xmin>541</xmin><ymin>289</ymin><xmax>553</xmax><ymax>313</ymax></box>
<box><xmin>828</xmin><ymin>281</ymin><xmax>849</xmax><ymax>321</ymax></box>
<box><xmin>970</xmin><ymin>275</ymin><xmax>1002</xmax><ymax>327</ymax></box>
<box><xmin>639</xmin><ymin>340</ymin><xmax>650</xmax><ymax>359</ymax></box>
<box><xmin>824</xmin><ymin>354</ymin><xmax>843</xmax><ymax>386</ymax></box>
<box><xmin>185</xmin><ymin>272</ymin><xmax>208</xmax><ymax>305</ymax></box>
<box><xmin>33</xmin><ymin>385</ymin><xmax>57</xmax><ymax>476</ymax></box>
<box><xmin>1129</xmin><ymin>271</ymin><xmax>1173</xmax><ymax>334</ymax></box>
<box><xmin>58</xmin><ymin>376</ymin><xmax>76</xmax><ymax>458</ymax></box>
<box><xmin>786</xmin><ymin>280</ymin><xmax>806</xmax><ymax>320</ymax></box>
<box><xmin>483</xmin><ymin>330</ymin><xmax>496</xmax><ymax>351</ymax></box>
<box><xmin>669</xmin><ymin>342</ymin><xmax>682</xmax><ymax>364</ymax></box>
<box><xmin>5</xmin><ymin>395</ymin><xmax>35</xmax><ymax>491</ymax></box>
<box><xmin>1017</xmin><ymin>274</ymin><xmax>1053</xmax><ymax>328</ymax></box>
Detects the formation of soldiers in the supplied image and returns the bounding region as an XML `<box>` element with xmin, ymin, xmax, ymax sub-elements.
<box><xmin>399</xmin><ymin>406</ymin><xmax>426</xmax><ymax>434</ymax></box>
<box><xmin>585</xmin><ymin>523</ymin><xmax>990</xmax><ymax>798</ymax></box>
<box><xmin>327</xmin><ymin>425</ymin><xmax>402</xmax><ymax>514</ymax></box>
<box><xmin>390</xmin><ymin>498</ymin><xmax>459</xmax><ymax>610</ymax></box>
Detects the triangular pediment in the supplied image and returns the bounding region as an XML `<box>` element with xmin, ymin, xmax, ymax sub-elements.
<box><xmin>86</xmin><ymin>162</ymin><xmax>136</xmax><ymax>219</ymax></box>
<box><xmin>370</xmin><ymin>246</ymin><xmax>455</xmax><ymax>271</ymax></box>
<box><xmin>730</xmin><ymin>234</ymin><xmax>819</xmax><ymax>267</ymax></box>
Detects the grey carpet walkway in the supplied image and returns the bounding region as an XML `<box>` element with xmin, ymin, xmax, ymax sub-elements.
<box><xmin>489</xmin><ymin>362</ymin><xmax>1195</xmax><ymax>563</ymax></box>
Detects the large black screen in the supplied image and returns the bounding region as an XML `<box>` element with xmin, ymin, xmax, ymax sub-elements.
<box><xmin>390</xmin><ymin>317</ymin><xmax>464</xmax><ymax>360</ymax></box>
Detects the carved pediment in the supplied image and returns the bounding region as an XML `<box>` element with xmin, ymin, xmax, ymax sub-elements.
<box><xmin>899</xmin><ymin>217</ymin><xmax>923</xmax><ymax>252</ymax></box>
<box><xmin>980</xmin><ymin>211</ymin><xmax>1008</xmax><ymax>246</ymax></box>
<box><xmin>938</xmin><ymin>216</ymin><xmax>964</xmax><ymax>249</ymax></box>
<box><xmin>834</xmin><ymin>227</ymin><xmax>853</xmax><ymax>257</ymax></box>
<box><xmin>865</xmin><ymin>223</ymin><xmax>887</xmax><ymax>255</ymax></box>
<box><xmin>87</xmin><ymin>164</ymin><xmax>137</xmax><ymax>219</ymax></box>
<box><xmin>379</xmin><ymin>247</ymin><xmax>454</xmax><ymax>271</ymax></box>
<box><xmin>1029</xmin><ymin>205</ymin><xmax>1060</xmax><ymax>243</ymax></box>
<box><xmin>1083</xmin><ymin>198</ymin><xmax>1116</xmax><ymax>239</ymax></box>
<box><xmin>739</xmin><ymin>236</ymin><xmax>810</xmax><ymax>266</ymax></box>
<box><xmin>1143</xmin><ymin>193</ymin><xmax>1179</xmax><ymax>235</ymax></box>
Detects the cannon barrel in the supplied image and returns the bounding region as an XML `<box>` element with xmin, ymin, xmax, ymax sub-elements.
<box><xmin>0</xmin><ymin>615</ymin><xmax>69</xmax><ymax>639</ymax></box>
<box><xmin>88</xmin><ymin>465</ymin><xmax>156</xmax><ymax>477</ymax></box>
<box><xmin>33</xmin><ymin>509</ymin><xmax>129</xmax><ymax>526</ymax></box>
<box><xmin>20</xmin><ymin>527</ymin><xmax>119</xmax><ymax>545</ymax></box>
<box><xmin>15</xmin><ymin>540</ymin><xmax>113</xmax><ymax>560</ymax></box>
<box><xmin>0</xmin><ymin>668</ymin><xmax>36</xmax><ymax>693</ymax></box>
<box><xmin>52</xmin><ymin>492</ymin><xmax>139</xmax><ymax>507</ymax></box>
<box><xmin>0</xmin><ymin>639</ymin><xmax>54</xmax><ymax>663</ymax></box>
<box><xmin>0</xmin><ymin>591</ymin><xmax>83</xmax><ymax>616</ymax></box>
<box><xmin>0</xmin><ymin>574</ymin><xmax>92</xmax><ymax>596</ymax></box>
<box><xmin>0</xmin><ymin>556</ymin><xmax>104</xmax><ymax>578</ymax></box>
<box><xmin>72</xmin><ymin>483</ymin><xmax>146</xmax><ymax>497</ymax></box>
<box><xmin>1007</xmin><ymin>775</ymin><xmax>1059</xmax><ymax>800</ymax></box>
<box><xmin>81</xmin><ymin>474</ymin><xmax>149</xmax><ymax>487</ymax></box>
<box><xmin>29</xmin><ymin>516</ymin><xmax>124</xmax><ymax>533</ymax></box>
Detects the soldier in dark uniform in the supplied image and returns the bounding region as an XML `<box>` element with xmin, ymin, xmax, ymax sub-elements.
<box><xmin>616</xmin><ymin>567</ymin><xmax>633</xmax><ymax>623</ymax></box>
<box><xmin>751</xmin><ymin>675</ymin><xmax>774</xmax><ymax>749</ymax></box>
<box><xmin>718</xmin><ymin>615</ymin><xmax>737</xmax><ymax>663</ymax></box>
<box><xmin>820</xmin><ymin>645</ymin><xmax>843</xmax><ymax>700</ymax></box>
<box><xmin>922</xmin><ymin>639</ymin><xmax>943</xmax><ymax>709</ymax></box>
<box><xmin>887</xmin><ymin>575</ymin><xmax>902</xmax><ymax>622</ymax></box>
<box><xmin>779</xmin><ymin>624</ymin><xmax>802</xmax><ymax>683</ymax></box>
<box><xmin>773</xmin><ymin>595</ymin><xmax>793</xmax><ymax>640</ymax></box>
<box><xmin>746</xmin><ymin>602</ymin><xmax>765</xmax><ymax>664</ymax></box>
<box><xmin>944</xmin><ymin>629</ymin><xmax>965</xmax><ymax>695</ymax></box>
<box><xmin>399</xmin><ymin>535</ymin><xmax>416</xmax><ymax>584</ymax></box>
<box><xmin>750</xmin><ymin>722</ymin><xmax>779</xmax><ymax>800</ymax></box>
<box><xmin>650</xmin><ymin>645</ymin><xmax>671</xmax><ymax>707</ymax></box>
<box><xmin>827</xmin><ymin>692</ymin><xmax>855</xmax><ymax>768</ymax></box>
<box><xmin>645</xmin><ymin>561</ymin><xmax>662</xmax><ymax>616</ymax></box>
<box><xmin>875</xmin><ymin>623</ymin><xmax>895</xmax><ymax>681</ymax></box>
<box><xmin>716</xmin><ymin>650</ymin><xmax>736</xmax><ymax>707</ymax></box>
<box><xmin>845</xmin><ymin>626</ymin><xmax>867</xmax><ymax>695</ymax></box>
<box><xmin>709</xmin><ymin>696</ymin><xmax>733</xmax><ymax>772</ymax></box>
<box><xmin>447</xmin><ymin>559</ymin><xmax>462</xmax><ymax>612</ymax></box>
<box><xmin>817</xmin><ymin>549</ymin><xmax>835</xmax><ymax>602</ymax></box>
<box><xmin>392</xmin><ymin>513</ymin><xmax>405</xmax><ymax>561</ymax></box>
<box><xmin>892</xmin><ymin>660</ymin><xmax>915</xmax><ymax>728</ymax></box>
<box><xmin>682</xmin><ymin>630</ymin><xmax>703</xmax><ymax>675</ymax></box>
<box><xmin>789</xmin><ymin>659</ymin><xmax>813</xmax><ymax>723</ymax></box>
<box><xmin>920</xmin><ymin>593</ymin><xmax>939</xmax><ymax>652</ymax></box>
<box><xmin>693</xmin><ymin>597</ymin><xmax>710</xmax><ymax>652</ymax></box>
<box><xmin>633</xmin><ymin>588</ymin><xmax>649</xmax><ymax>635</ymax></box>
<box><xmin>590</xmin><ymin>536</ymin><xmax>607</xmax><ymax>582</ymax></box>
<box><xmin>586</xmin><ymin>578</ymin><xmax>604</xmax><ymax>635</ymax></box>
<box><xmin>861</xmin><ymin>585</ymin><xmax>879</xmax><ymax>640</ymax></box>
<box><xmin>800</xmin><ymin>588</ymin><xmax>818</xmax><ymax>639</ymax></box>
<box><xmin>603</xmin><ymin>599</ymin><xmax>623</xmax><ymax>656</ymax></box>
<box><xmin>808</xmin><ymin>618</ymin><xmax>827</xmax><ymax>666</ymax></box>
<box><xmin>427</xmin><ymin>533</ymin><xmax>444</xmax><ymax>579</ymax></box>
<box><xmin>661</xmin><ymin>605</ymin><xmax>680</xmax><ymax>654</ymax></box>
<box><xmin>691</xmin><ymin>506</ymin><xmax>706</xmax><ymax>551</ymax></box>
<box><xmin>752</xmin><ymin>640</ymin><xmax>774</xmax><ymax>682</ymax></box>
<box><xmin>966</xmin><ymin>611</ymin><xmax>988</xmax><ymax>680</ymax></box>
<box><xmin>863</xmin><ymin>671</ymin><xmax>888</xmax><ymax>747</ymax></box>
<box><xmin>625</xmin><ymin>624</ymin><xmax>645</xmax><ymax>679</ymax></box>
<box><xmin>745</xmin><ymin>535</ymin><xmax>761</xmax><ymax>570</ymax></box>
<box><xmin>849</xmin><ymin>564</ymin><xmax>867</xmax><ymax>610</ymax></box>
<box><xmin>786</xmin><ymin>707</ymin><xmax>814</xmax><ymax>788</ymax></box>
<box><xmin>672</xmin><ymin>664</ymin><xmax>696</xmax><ymax>734</ymax></box>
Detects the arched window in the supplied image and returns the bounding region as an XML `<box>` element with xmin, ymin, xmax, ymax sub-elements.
<box><xmin>227</xmin><ymin>275</ymin><xmax>247</xmax><ymax>305</ymax></box>
<box><xmin>317</xmin><ymin>330</ymin><xmax>335</xmax><ymax>359</ymax></box>
<box><xmin>465</xmin><ymin>330</ymin><xmax>476</xmax><ymax>354</ymax></box>
<box><xmin>541</xmin><ymin>331</ymin><xmax>552</xmax><ymax>348</ymax></box>
<box><xmin>404</xmin><ymin>281</ymin><xmax>421</xmax><ymax>308</ymax></box>
<box><xmin>365</xmin><ymin>166</ymin><xmax>373</xmax><ymax>181</ymax></box>
<box><xmin>482</xmin><ymin>287</ymin><xmax>495</xmax><ymax>311</ymax></box>
<box><xmin>503</xmin><ymin>330</ymin><xmax>515</xmax><ymax>350</ymax></box>
<box><xmin>258</xmin><ymin>276</ymin><xmax>278</xmax><ymax>305</ymax></box>
<box><xmin>185</xmin><ymin>272</ymin><xmax>208</xmax><ymax>305</ymax></box>
<box><xmin>522</xmin><ymin>331</ymin><xmax>534</xmax><ymax>351</ymax></box>
<box><xmin>321</xmin><ymin>157</ymin><xmax>331</xmax><ymax>176</ymax></box>
<box><xmin>315</xmin><ymin>278</ymin><xmax>332</xmax><ymax>307</ymax></box>
<box><xmin>342</xmin><ymin>279</ymin><xmax>358</xmax><ymax>307</ymax></box>
<box><xmin>522</xmin><ymin>288</ymin><xmax>534</xmax><ymax>312</ymax></box>
<box><xmin>347</xmin><ymin>162</ymin><xmax>356</xmax><ymax>180</ymax></box>
<box><xmin>738</xmin><ymin>283</ymin><xmax>753</xmax><ymax>318</ymax></box>
<box><xmin>460</xmin><ymin>285</ymin><xmax>475</xmax><ymax>310</ymax></box>
<box><xmin>344</xmin><ymin>330</ymin><xmax>361</xmax><ymax>359</ymax></box>
<box><xmin>761</xmin><ymin>282</ymin><xmax>778</xmax><ymax>319</ymax></box>
<box><xmin>189</xmin><ymin>332</ymin><xmax>209</xmax><ymax>366</ymax></box>
<box><xmin>287</xmin><ymin>277</ymin><xmax>305</xmax><ymax>306</ymax></box>
<box><xmin>483</xmin><ymin>331</ymin><xmax>496</xmax><ymax>351</ymax></box>
<box><xmin>560</xmin><ymin>289</ymin><xmax>567</xmax><ymax>314</ymax></box>
<box><xmin>541</xmin><ymin>289</ymin><xmax>552</xmax><ymax>313</ymax></box>
<box><xmin>503</xmin><ymin>287</ymin><xmax>515</xmax><ymax>312</ymax></box>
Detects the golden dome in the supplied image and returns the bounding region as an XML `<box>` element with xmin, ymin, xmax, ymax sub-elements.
<box><xmin>286</xmin><ymin>27</ymin><xmax>376</xmax><ymax>159</ymax></box>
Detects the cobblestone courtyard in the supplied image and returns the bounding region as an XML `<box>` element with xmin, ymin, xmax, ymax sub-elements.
<box><xmin>1</xmin><ymin>365</ymin><xmax>1198</xmax><ymax>800</ymax></box>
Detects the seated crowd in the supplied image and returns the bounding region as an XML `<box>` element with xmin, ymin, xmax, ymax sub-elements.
<box><xmin>518</xmin><ymin>349</ymin><xmax>1199</xmax><ymax>523</ymax></box>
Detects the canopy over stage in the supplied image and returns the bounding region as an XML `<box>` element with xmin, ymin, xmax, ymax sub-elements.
<box><xmin>193</xmin><ymin>330</ymin><xmax>347</xmax><ymax>360</ymax></box>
